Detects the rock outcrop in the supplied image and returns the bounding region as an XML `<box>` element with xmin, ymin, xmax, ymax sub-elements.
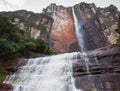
<box><xmin>72</xmin><ymin>45</ymin><xmax>120</xmax><ymax>90</ymax></box>
<box><xmin>0</xmin><ymin>3</ymin><xmax>119</xmax><ymax>53</ymax></box>
<box><xmin>0</xmin><ymin>10</ymin><xmax>53</xmax><ymax>43</ymax></box>
<box><xmin>0</xmin><ymin>2</ymin><xmax>120</xmax><ymax>91</ymax></box>
<box><xmin>43</xmin><ymin>3</ymin><xmax>120</xmax><ymax>52</ymax></box>
<box><xmin>1</xmin><ymin>58</ymin><xmax>28</xmax><ymax>74</ymax></box>
<box><xmin>0</xmin><ymin>83</ymin><xmax>13</xmax><ymax>91</ymax></box>
<box><xmin>43</xmin><ymin>4</ymin><xmax>78</xmax><ymax>52</ymax></box>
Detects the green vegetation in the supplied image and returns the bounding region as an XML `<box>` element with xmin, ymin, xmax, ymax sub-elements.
<box><xmin>102</xmin><ymin>21</ymin><xmax>113</xmax><ymax>28</ymax></box>
<box><xmin>0</xmin><ymin>11</ymin><xmax>53</xmax><ymax>36</ymax></box>
<box><xmin>0</xmin><ymin>60</ymin><xmax>7</xmax><ymax>83</ymax></box>
<box><xmin>0</xmin><ymin>16</ymin><xmax>54</xmax><ymax>61</ymax></box>
<box><xmin>0</xmin><ymin>15</ymin><xmax>55</xmax><ymax>82</ymax></box>
<box><xmin>0</xmin><ymin>73</ymin><xmax>7</xmax><ymax>83</ymax></box>
<box><xmin>116</xmin><ymin>17</ymin><xmax>120</xmax><ymax>45</ymax></box>
<box><xmin>85</xmin><ymin>89</ymin><xmax>97</xmax><ymax>91</ymax></box>
<box><xmin>117</xmin><ymin>35</ymin><xmax>120</xmax><ymax>45</ymax></box>
<box><xmin>116</xmin><ymin>17</ymin><xmax>120</xmax><ymax>34</ymax></box>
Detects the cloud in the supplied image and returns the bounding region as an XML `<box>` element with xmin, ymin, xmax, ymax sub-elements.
<box><xmin>0</xmin><ymin>0</ymin><xmax>120</xmax><ymax>12</ymax></box>
<box><xmin>5</xmin><ymin>0</ymin><xmax>25</xmax><ymax>7</ymax></box>
<box><xmin>0</xmin><ymin>0</ymin><xmax>25</xmax><ymax>11</ymax></box>
<box><xmin>22</xmin><ymin>0</ymin><xmax>120</xmax><ymax>13</ymax></box>
<box><xmin>0</xmin><ymin>0</ymin><xmax>12</xmax><ymax>11</ymax></box>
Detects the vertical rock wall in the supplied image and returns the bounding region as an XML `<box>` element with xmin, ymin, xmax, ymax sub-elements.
<box><xmin>43</xmin><ymin>3</ymin><xmax>120</xmax><ymax>52</ymax></box>
<box><xmin>43</xmin><ymin>4</ymin><xmax>78</xmax><ymax>52</ymax></box>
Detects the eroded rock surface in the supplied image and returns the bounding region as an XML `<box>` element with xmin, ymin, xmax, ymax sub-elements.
<box><xmin>0</xmin><ymin>83</ymin><xmax>13</xmax><ymax>91</ymax></box>
<box><xmin>43</xmin><ymin>3</ymin><xmax>120</xmax><ymax>52</ymax></box>
<box><xmin>72</xmin><ymin>45</ymin><xmax>120</xmax><ymax>91</ymax></box>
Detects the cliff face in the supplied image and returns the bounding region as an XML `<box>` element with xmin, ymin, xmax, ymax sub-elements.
<box><xmin>43</xmin><ymin>4</ymin><xmax>78</xmax><ymax>52</ymax></box>
<box><xmin>0</xmin><ymin>3</ymin><xmax>119</xmax><ymax>53</ymax></box>
<box><xmin>43</xmin><ymin>3</ymin><xmax>120</xmax><ymax>52</ymax></box>
<box><xmin>0</xmin><ymin>10</ymin><xmax>53</xmax><ymax>43</ymax></box>
<box><xmin>98</xmin><ymin>5</ymin><xmax>120</xmax><ymax>44</ymax></box>
<box><xmin>0</xmin><ymin>3</ymin><xmax>120</xmax><ymax>90</ymax></box>
<box><xmin>73</xmin><ymin>45</ymin><xmax>120</xmax><ymax>90</ymax></box>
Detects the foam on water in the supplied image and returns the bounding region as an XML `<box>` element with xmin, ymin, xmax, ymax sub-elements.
<box><xmin>4</xmin><ymin>52</ymin><xmax>82</xmax><ymax>91</ymax></box>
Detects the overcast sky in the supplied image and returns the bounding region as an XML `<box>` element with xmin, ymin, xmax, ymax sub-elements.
<box><xmin>0</xmin><ymin>0</ymin><xmax>120</xmax><ymax>13</ymax></box>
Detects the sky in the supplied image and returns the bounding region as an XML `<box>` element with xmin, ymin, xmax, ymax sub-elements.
<box><xmin>0</xmin><ymin>0</ymin><xmax>120</xmax><ymax>13</ymax></box>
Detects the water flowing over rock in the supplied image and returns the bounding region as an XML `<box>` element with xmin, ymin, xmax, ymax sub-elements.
<box><xmin>73</xmin><ymin>45</ymin><xmax>120</xmax><ymax>90</ymax></box>
<box><xmin>0</xmin><ymin>46</ymin><xmax>120</xmax><ymax>91</ymax></box>
<box><xmin>0</xmin><ymin>3</ymin><xmax>119</xmax><ymax>52</ymax></box>
<box><xmin>72</xmin><ymin>7</ymin><xmax>90</xmax><ymax>73</ymax></box>
<box><xmin>1</xmin><ymin>2</ymin><xmax>120</xmax><ymax>91</ymax></box>
<box><xmin>3</xmin><ymin>45</ymin><xmax>120</xmax><ymax>91</ymax></box>
<box><xmin>41</xmin><ymin>3</ymin><xmax>120</xmax><ymax>90</ymax></box>
<box><xmin>4</xmin><ymin>53</ymin><xmax>83</xmax><ymax>91</ymax></box>
<box><xmin>43</xmin><ymin>4</ymin><xmax>78</xmax><ymax>52</ymax></box>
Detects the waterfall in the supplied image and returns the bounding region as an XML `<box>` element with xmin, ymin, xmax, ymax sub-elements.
<box><xmin>3</xmin><ymin>7</ymin><xmax>92</xmax><ymax>91</ymax></box>
<box><xmin>94</xmin><ymin>53</ymin><xmax>99</xmax><ymax>65</ymax></box>
<box><xmin>4</xmin><ymin>52</ymin><xmax>82</xmax><ymax>91</ymax></box>
<box><xmin>72</xmin><ymin>7</ymin><xmax>90</xmax><ymax>73</ymax></box>
<box><xmin>72</xmin><ymin>8</ymin><xmax>85</xmax><ymax>52</ymax></box>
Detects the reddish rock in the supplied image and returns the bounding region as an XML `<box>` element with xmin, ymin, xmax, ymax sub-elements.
<box><xmin>49</xmin><ymin>11</ymin><xmax>77</xmax><ymax>52</ymax></box>
<box><xmin>2</xmin><ymin>58</ymin><xmax>28</xmax><ymax>73</ymax></box>
<box><xmin>43</xmin><ymin>3</ymin><xmax>120</xmax><ymax>52</ymax></box>
<box><xmin>31</xmin><ymin>27</ymin><xmax>41</xmax><ymax>39</ymax></box>
<box><xmin>0</xmin><ymin>83</ymin><xmax>13</xmax><ymax>91</ymax></box>
<box><xmin>44</xmin><ymin>4</ymin><xmax>78</xmax><ymax>52</ymax></box>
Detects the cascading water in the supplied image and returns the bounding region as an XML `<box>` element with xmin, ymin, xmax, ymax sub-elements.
<box><xmin>72</xmin><ymin>8</ymin><xmax>85</xmax><ymax>52</ymax></box>
<box><xmin>72</xmin><ymin>7</ymin><xmax>90</xmax><ymax>73</ymax></box>
<box><xmin>3</xmin><ymin>7</ymin><xmax>91</xmax><ymax>91</ymax></box>
<box><xmin>94</xmin><ymin>53</ymin><xmax>99</xmax><ymax>65</ymax></box>
<box><xmin>4</xmin><ymin>53</ymin><xmax>82</xmax><ymax>91</ymax></box>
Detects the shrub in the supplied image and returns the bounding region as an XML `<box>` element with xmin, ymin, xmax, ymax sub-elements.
<box><xmin>0</xmin><ymin>16</ymin><xmax>54</xmax><ymax>61</ymax></box>
<box><xmin>116</xmin><ymin>16</ymin><xmax>120</xmax><ymax>45</ymax></box>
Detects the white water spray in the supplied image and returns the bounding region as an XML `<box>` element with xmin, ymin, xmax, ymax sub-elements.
<box><xmin>4</xmin><ymin>53</ymin><xmax>82</xmax><ymax>91</ymax></box>
<box><xmin>72</xmin><ymin>7</ymin><xmax>90</xmax><ymax>73</ymax></box>
<box><xmin>72</xmin><ymin>8</ymin><xmax>85</xmax><ymax>52</ymax></box>
<box><xmin>3</xmin><ymin>7</ymin><xmax>92</xmax><ymax>91</ymax></box>
<box><xmin>94</xmin><ymin>53</ymin><xmax>99</xmax><ymax>65</ymax></box>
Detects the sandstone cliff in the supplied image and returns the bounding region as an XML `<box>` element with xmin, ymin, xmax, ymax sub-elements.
<box><xmin>0</xmin><ymin>3</ymin><xmax>120</xmax><ymax>91</ymax></box>
<box><xmin>43</xmin><ymin>3</ymin><xmax>120</xmax><ymax>52</ymax></box>
<box><xmin>0</xmin><ymin>3</ymin><xmax>119</xmax><ymax>53</ymax></box>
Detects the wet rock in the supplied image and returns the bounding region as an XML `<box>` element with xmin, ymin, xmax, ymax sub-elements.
<box><xmin>75</xmin><ymin>45</ymin><xmax>120</xmax><ymax>59</ymax></box>
<box><xmin>72</xmin><ymin>45</ymin><xmax>120</xmax><ymax>91</ymax></box>
<box><xmin>3</xmin><ymin>58</ymin><xmax>28</xmax><ymax>73</ymax></box>
<box><xmin>75</xmin><ymin>73</ymin><xmax>120</xmax><ymax>91</ymax></box>
<box><xmin>0</xmin><ymin>83</ymin><xmax>13</xmax><ymax>91</ymax></box>
<box><xmin>43</xmin><ymin>4</ymin><xmax>78</xmax><ymax>52</ymax></box>
<box><xmin>4</xmin><ymin>67</ymin><xmax>18</xmax><ymax>73</ymax></box>
<box><xmin>0</xmin><ymin>3</ymin><xmax>119</xmax><ymax>53</ymax></box>
<box><xmin>43</xmin><ymin>3</ymin><xmax>119</xmax><ymax>52</ymax></box>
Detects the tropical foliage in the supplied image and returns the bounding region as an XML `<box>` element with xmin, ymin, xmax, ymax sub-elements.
<box><xmin>0</xmin><ymin>16</ymin><xmax>54</xmax><ymax>61</ymax></box>
<box><xmin>116</xmin><ymin>16</ymin><xmax>120</xmax><ymax>45</ymax></box>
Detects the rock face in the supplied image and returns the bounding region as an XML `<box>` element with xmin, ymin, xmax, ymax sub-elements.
<box><xmin>0</xmin><ymin>3</ymin><xmax>119</xmax><ymax>53</ymax></box>
<box><xmin>0</xmin><ymin>83</ymin><xmax>13</xmax><ymax>91</ymax></box>
<box><xmin>43</xmin><ymin>3</ymin><xmax>120</xmax><ymax>52</ymax></box>
<box><xmin>0</xmin><ymin>10</ymin><xmax>53</xmax><ymax>43</ymax></box>
<box><xmin>2</xmin><ymin>58</ymin><xmax>28</xmax><ymax>73</ymax></box>
<box><xmin>74</xmin><ymin>3</ymin><xmax>120</xmax><ymax>49</ymax></box>
<box><xmin>43</xmin><ymin>4</ymin><xmax>78</xmax><ymax>52</ymax></box>
<box><xmin>97</xmin><ymin>5</ymin><xmax>120</xmax><ymax>44</ymax></box>
<box><xmin>72</xmin><ymin>45</ymin><xmax>120</xmax><ymax>90</ymax></box>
